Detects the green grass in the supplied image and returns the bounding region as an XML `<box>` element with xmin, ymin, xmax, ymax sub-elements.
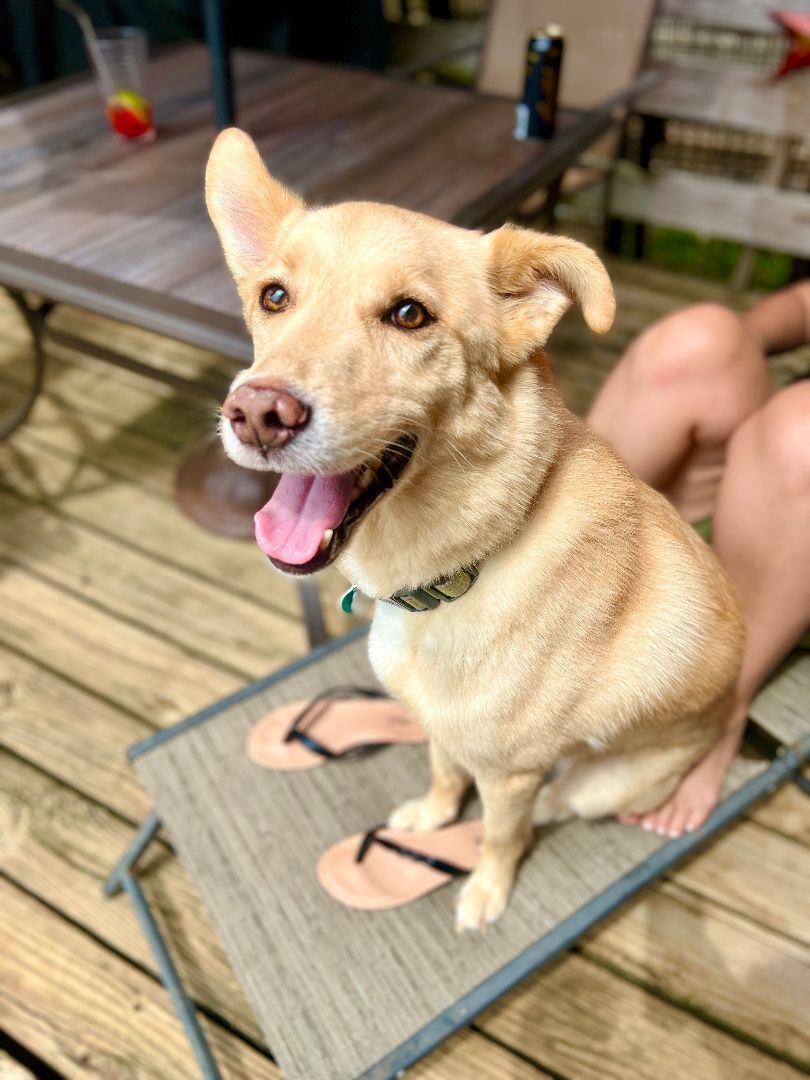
<box><xmin>622</xmin><ymin>226</ymin><xmax>795</xmax><ymax>289</ymax></box>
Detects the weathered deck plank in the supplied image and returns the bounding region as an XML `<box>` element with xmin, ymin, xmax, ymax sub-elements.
<box><xmin>750</xmin><ymin>781</ymin><xmax>810</xmax><ymax>846</ymax></box>
<box><xmin>0</xmin><ymin>561</ymin><xmax>243</xmax><ymax>723</ymax></box>
<box><xmin>477</xmin><ymin>952</ymin><xmax>806</xmax><ymax>1080</ymax></box>
<box><xmin>3</xmin><ymin>385</ymin><xmax>208</xmax><ymax>500</ymax></box>
<box><xmin>669</xmin><ymin>820</ymin><xmax>810</xmax><ymax>946</ymax></box>
<box><xmin>0</xmin><ymin>748</ymin><xmax>260</xmax><ymax>1041</ymax></box>
<box><xmin>0</xmin><ymin>488</ymin><xmax>306</xmax><ymax>676</ymax></box>
<box><xmin>0</xmin><ymin>758</ymin><xmax>540</xmax><ymax>1078</ymax></box>
<box><xmin>410</xmin><ymin>1034</ymin><xmax>552</xmax><ymax>1078</ymax></box>
<box><xmin>0</xmin><ymin>648</ymin><xmax>154</xmax><ymax>820</ymax></box>
<box><xmin>1</xmin><ymin>430</ymin><xmax>363</xmax><ymax>639</ymax></box>
<box><xmin>0</xmin><ymin>876</ymin><xmax>278</xmax><ymax>1080</ymax></box>
<box><xmin>582</xmin><ymin>880</ymin><xmax>810</xmax><ymax>1068</ymax></box>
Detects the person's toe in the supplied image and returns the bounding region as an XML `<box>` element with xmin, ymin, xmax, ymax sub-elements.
<box><xmin>666</xmin><ymin>806</ymin><xmax>691</xmax><ymax>838</ymax></box>
<box><xmin>618</xmin><ymin>814</ymin><xmax>641</xmax><ymax>826</ymax></box>
<box><xmin>683</xmin><ymin>805</ymin><xmax>711</xmax><ymax>834</ymax></box>
<box><xmin>638</xmin><ymin>808</ymin><xmax>662</xmax><ymax>833</ymax></box>
<box><xmin>653</xmin><ymin>806</ymin><xmax>676</xmax><ymax>837</ymax></box>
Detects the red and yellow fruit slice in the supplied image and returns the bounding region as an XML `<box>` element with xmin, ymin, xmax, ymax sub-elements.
<box><xmin>106</xmin><ymin>89</ymin><xmax>153</xmax><ymax>138</ymax></box>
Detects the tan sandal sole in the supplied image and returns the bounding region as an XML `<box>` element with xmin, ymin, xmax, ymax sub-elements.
<box><xmin>317</xmin><ymin>820</ymin><xmax>483</xmax><ymax>910</ymax></box>
<box><xmin>246</xmin><ymin>697</ymin><xmax>426</xmax><ymax>770</ymax></box>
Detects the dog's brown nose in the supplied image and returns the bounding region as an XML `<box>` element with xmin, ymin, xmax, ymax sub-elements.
<box><xmin>222</xmin><ymin>380</ymin><xmax>310</xmax><ymax>449</ymax></box>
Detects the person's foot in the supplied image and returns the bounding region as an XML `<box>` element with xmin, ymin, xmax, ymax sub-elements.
<box><xmin>618</xmin><ymin>728</ymin><xmax>742</xmax><ymax>838</ymax></box>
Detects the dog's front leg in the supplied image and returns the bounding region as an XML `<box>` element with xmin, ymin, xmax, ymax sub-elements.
<box><xmin>388</xmin><ymin>740</ymin><xmax>471</xmax><ymax>831</ymax></box>
<box><xmin>455</xmin><ymin>771</ymin><xmax>544</xmax><ymax>933</ymax></box>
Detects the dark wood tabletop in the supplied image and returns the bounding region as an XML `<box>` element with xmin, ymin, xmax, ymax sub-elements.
<box><xmin>0</xmin><ymin>44</ymin><xmax>635</xmax><ymax>358</ymax></box>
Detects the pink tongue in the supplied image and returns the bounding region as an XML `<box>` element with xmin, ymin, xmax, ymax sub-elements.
<box><xmin>254</xmin><ymin>472</ymin><xmax>355</xmax><ymax>565</ymax></box>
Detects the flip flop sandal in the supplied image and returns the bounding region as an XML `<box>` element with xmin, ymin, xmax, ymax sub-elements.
<box><xmin>317</xmin><ymin>819</ymin><xmax>483</xmax><ymax>910</ymax></box>
<box><xmin>246</xmin><ymin>686</ymin><xmax>427</xmax><ymax>770</ymax></box>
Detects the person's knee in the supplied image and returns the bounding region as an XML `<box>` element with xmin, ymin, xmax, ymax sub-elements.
<box><xmin>627</xmin><ymin>303</ymin><xmax>750</xmax><ymax>388</ymax></box>
<box><xmin>624</xmin><ymin>303</ymin><xmax>773</xmax><ymax>444</ymax></box>
<box><xmin>731</xmin><ymin>381</ymin><xmax>810</xmax><ymax>497</ymax></box>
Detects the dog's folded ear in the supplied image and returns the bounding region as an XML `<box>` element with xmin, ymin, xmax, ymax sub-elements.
<box><xmin>485</xmin><ymin>225</ymin><xmax>615</xmax><ymax>357</ymax></box>
<box><xmin>205</xmin><ymin>128</ymin><xmax>304</xmax><ymax>283</ymax></box>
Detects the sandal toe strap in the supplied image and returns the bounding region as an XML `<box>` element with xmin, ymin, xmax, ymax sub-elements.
<box><xmin>282</xmin><ymin>685</ymin><xmax>387</xmax><ymax>759</ymax></box>
<box><xmin>354</xmin><ymin>827</ymin><xmax>468</xmax><ymax>876</ymax></box>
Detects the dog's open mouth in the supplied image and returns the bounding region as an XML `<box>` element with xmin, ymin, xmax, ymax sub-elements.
<box><xmin>254</xmin><ymin>435</ymin><xmax>417</xmax><ymax>574</ymax></box>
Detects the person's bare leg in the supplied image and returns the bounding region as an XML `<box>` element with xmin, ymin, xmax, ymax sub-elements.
<box><xmin>587</xmin><ymin>302</ymin><xmax>772</xmax><ymax>522</ymax></box>
<box><xmin>742</xmin><ymin>280</ymin><xmax>810</xmax><ymax>356</ymax></box>
<box><xmin>639</xmin><ymin>382</ymin><xmax>810</xmax><ymax>836</ymax></box>
<box><xmin>587</xmin><ymin>301</ymin><xmax>773</xmax><ymax>833</ymax></box>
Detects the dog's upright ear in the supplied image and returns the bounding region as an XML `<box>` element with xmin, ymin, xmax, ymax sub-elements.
<box><xmin>485</xmin><ymin>225</ymin><xmax>615</xmax><ymax>360</ymax></box>
<box><xmin>205</xmin><ymin>128</ymin><xmax>304</xmax><ymax>284</ymax></box>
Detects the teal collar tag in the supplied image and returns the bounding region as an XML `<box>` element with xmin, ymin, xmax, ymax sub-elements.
<box><xmin>339</xmin><ymin>565</ymin><xmax>479</xmax><ymax>616</ymax></box>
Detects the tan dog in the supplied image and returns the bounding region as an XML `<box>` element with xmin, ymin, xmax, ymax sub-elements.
<box><xmin>207</xmin><ymin>129</ymin><xmax>744</xmax><ymax>932</ymax></box>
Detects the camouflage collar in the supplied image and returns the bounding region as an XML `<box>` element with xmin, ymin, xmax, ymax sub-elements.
<box><xmin>341</xmin><ymin>564</ymin><xmax>480</xmax><ymax>614</ymax></box>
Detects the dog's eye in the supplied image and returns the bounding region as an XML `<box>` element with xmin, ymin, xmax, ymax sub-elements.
<box><xmin>388</xmin><ymin>299</ymin><xmax>430</xmax><ymax>330</ymax></box>
<box><xmin>260</xmin><ymin>284</ymin><xmax>289</xmax><ymax>313</ymax></box>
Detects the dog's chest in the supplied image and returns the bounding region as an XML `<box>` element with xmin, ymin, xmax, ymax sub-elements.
<box><xmin>370</xmin><ymin>601</ymin><xmax>480</xmax><ymax>692</ymax></box>
<box><xmin>367</xmin><ymin>599</ymin><xmax>557</xmax><ymax>766</ymax></box>
<box><xmin>369</xmin><ymin>599</ymin><xmax>481</xmax><ymax>683</ymax></box>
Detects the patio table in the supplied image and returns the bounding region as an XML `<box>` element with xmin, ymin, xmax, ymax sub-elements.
<box><xmin>0</xmin><ymin>44</ymin><xmax>653</xmax><ymax>425</ymax></box>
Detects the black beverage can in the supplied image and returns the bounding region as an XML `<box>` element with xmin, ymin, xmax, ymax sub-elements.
<box><xmin>514</xmin><ymin>24</ymin><xmax>564</xmax><ymax>140</ymax></box>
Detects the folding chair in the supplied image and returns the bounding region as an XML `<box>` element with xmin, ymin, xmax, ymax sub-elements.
<box><xmin>106</xmin><ymin>628</ymin><xmax>810</xmax><ymax>1079</ymax></box>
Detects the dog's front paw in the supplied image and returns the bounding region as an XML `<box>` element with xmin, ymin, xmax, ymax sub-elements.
<box><xmin>454</xmin><ymin>870</ymin><xmax>511</xmax><ymax>933</ymax></box>
<box><xmin>387</xmin><ymin>795</ymin><xmax>458</xmax><ymax>832</ymax></box>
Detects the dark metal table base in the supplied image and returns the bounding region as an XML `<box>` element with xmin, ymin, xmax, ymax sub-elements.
<box><xmin>104</xmin><ymin>728</ymin><xmax>809</xmax><ymax>1080</ymax></box>
<box><xmin>2</xmin><ymin>287</ymin><xmax>227</xmax><ymax>430</ymax></box>
<box><xmin>1</xmin><ymin>289</ymin><xmax>52</xmax><ymax>440</ymax></box>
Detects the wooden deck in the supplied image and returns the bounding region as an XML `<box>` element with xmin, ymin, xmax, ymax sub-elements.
<box><xmin>0</xmin><ymin>259</ymin><xmax>808</xmax><ymax>1079</ymax></box>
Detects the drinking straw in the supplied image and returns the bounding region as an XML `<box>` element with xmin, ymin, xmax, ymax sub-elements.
<box><xmin>57</xmin><ymin>0</ymin><xmax>116</xmax><ymax>98</ymax></box>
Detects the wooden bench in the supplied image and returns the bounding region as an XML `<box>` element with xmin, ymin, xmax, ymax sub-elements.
<box><xmin>611</xmin><ymin>168</ymin><xmax>810</xmax><ymax>259</ymax></box>
<box><xmin>608</xmin><ymin>0</ymin><xmax>810</xmax><ymax>278</ymax></box>
<box><xmin>633</xmin><ymin>61</ymin><xmax>808</xmax><ymax>138</ymax></box>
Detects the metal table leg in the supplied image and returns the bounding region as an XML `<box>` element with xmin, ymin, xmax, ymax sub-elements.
<box><xmin>1</xmin><ymin>288</ymin><xmax>53</xmax><ymax>440</ymax></box>
<box><xmin>298</xmin><ymin>579</ymin><xmax>330</xmax><ymax>648</ymax></box>
<box><xmin>202</xmin><ymin>0</ymin><xmax>234</xmax><ymax>129</ymax></box>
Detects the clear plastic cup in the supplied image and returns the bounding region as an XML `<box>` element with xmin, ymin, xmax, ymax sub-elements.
<box><xmin>91</xmin><ymin>27</ymin><xmax>155</xmax><ymax>141</ymax></box>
